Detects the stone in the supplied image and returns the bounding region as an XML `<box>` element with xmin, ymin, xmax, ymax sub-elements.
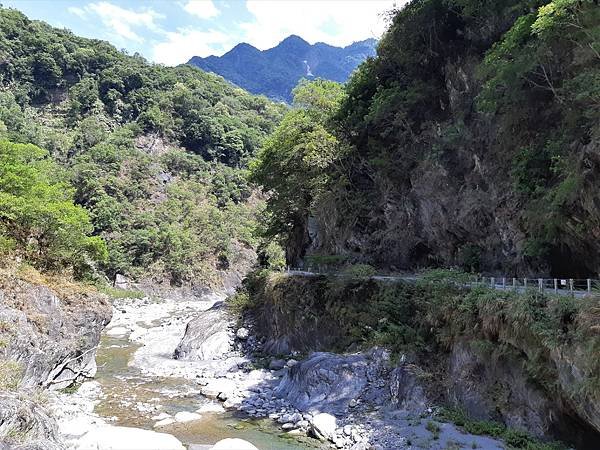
<box><xmin>153</xmin><ymin>418</ymin><xmax>175</xmax><ymax>428</ymax></box>
<box><xmin>269</xmin><ymin>359</ymin><xmax>286</xmax><ymax>370</ymax></box>
<box><xmin>281</xmin><ymin>422</ymin><xmax>296</xmax><ymax>430</ymax></box>
<box><xmin>286</xmin><ymin>359</ymin><xmax>298</xmax><ymax>368</ymax></box>
<box><xmin>174</xmin><ymin>302</ymin><xmax>233</xmax><ymax>361</ymax></box>
<box><xmin>197</xmin><ymin>403</ymin><xmax>225</xmax><ymax>414</ymax></box>
<box><xmin>76</xmin><ymin>426</ymin><xmax>185</xmax><ymax>450</ymax></box>
<box><xmin>236</xmin><ymin>327</ymin><xmax>250</xmax><ymax>340</ymax></box>
<box><xmin>174</xmin><ymin>411</ymin><xmax>202</xmax><ymax>423</ymax></box>
<box><xmin>106</xmin><ymin>326</ymin><xmax>130</xmax><ymax>336</ymax></box>
<box><xmin>275</xmin><ymin>349</ymin><xmax>389</xmax><ymax>415</ymax></box>
<box><xmin>201</xmin><ymin>379</ymin><xmax>236</xmax><ymax>400</ymax></box>
<box><xmin>114</xmin><ymin>274</ymin><xmax>129</xmax><ymax>289</ymax></box>
<box><xmin>152</xmin><ymin>412</ymin><xmax>172</xmax><ymax>421</ymax></box>
<box><xmin>210</xmin><ymin>438</ymin><xmax>259</xmax><ymax>450</ymax></box>
<box><xmin>311</xmin><ymin>413</ymin><xmax>337</xmax><ymax>441</ymax></box>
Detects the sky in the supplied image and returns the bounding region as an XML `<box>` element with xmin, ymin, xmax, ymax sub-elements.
<box><xmin>4</xmin><ymin>0</ymin><xmax>402</xmax><ymax>66</ymax></box>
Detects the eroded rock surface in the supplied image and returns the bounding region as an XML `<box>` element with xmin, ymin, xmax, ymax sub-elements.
<box><xmin>174</xmin><ymin>302</ymin><xmax>234</xmax><ymax>361</ymax></box>
<box><xmin>0</xmin><ymin>270</ymin><xmax>111</xmax><ymax>449</ymax></box>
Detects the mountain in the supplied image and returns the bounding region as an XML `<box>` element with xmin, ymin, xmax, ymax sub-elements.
<box><xmin>188</xmin><ymin>35</ymin><xmax>377</xmax><ymax>102</ymax></box>
<box><xmin>0</xmin><ymin>7</ymin><xmax>285</xmax><ymax>288</ymax></box>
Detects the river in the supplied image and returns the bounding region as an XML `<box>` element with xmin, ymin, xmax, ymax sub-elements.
<box><xmin>54</xmin><ymin>294</ymin><xmax>317</xmax><ymax>450</ymax></box>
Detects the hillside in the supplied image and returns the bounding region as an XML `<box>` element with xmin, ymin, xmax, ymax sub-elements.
<box><xmin>251</xmin><ymin>0</ymin><xmax>600</xmax><ymax>278</ymax></box>
<box><xmin>0</xmin><ymin>7</ymin><xmax>285</xmax><ymax>288</ymax></box>
<box><xmin>188</xmin><ymin>35</ymin><xmax>377</xmax><ymax>102</ymax></box>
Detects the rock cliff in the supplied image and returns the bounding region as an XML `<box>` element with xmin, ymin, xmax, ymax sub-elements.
<box><xmin>0</xmin><ymin>267</ymin><xmax>111</xmax><ymax>448</ymax></box>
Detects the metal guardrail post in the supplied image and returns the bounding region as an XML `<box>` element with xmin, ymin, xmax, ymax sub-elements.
<box><xmin>538</xmin><ymin>278</ymin><xmax>543</xmax><ymax>292</ymax></box>
<box><xmin>524</xmin><ymin>278</ymin><xmax>527</xmax><ymax>289</ymax></box>
<box><xmin>569</xmin><ymin>279</ymin><xmax>574</xmax><ymax>294</ymax></box>
<box><xmin>554</xmin><ymin>279</ymin><xmax>558</xmax><ymax>293</ymax></box>
<box><xmin>513</xmin><ymin>278</ymin><xmax>517</xmax><ymax>290</ymax></box>
<box><xmin>587</xmin><ymin>279</ymin><xmax>591</xmax><ymax>293</ymax></box>
<box><xmin>491</xmin><ymin>277</ymin><xmax>495</xmax><ymax>288</ymax></box>
<box><xmin>502</xmin><ymin>278</ymin><xmax>506</xmax><ymax>289</ymax></box>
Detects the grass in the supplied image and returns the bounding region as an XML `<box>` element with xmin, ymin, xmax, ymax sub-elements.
<box><xmin>426</xmin><ymin>420</ymin><xmax>441</xmax><ymax>440</ymax></box>
<box><xmin>98</xmin><ymin>285</ymin><xmax>145</xmax><ymax>299</ymax></box>
<box><xmin>439</xmin><ymin>407</ymin><xmax>566</xmax><ymax>450</ymax></box>
<box><xmin>0</xmin><ymin>359</ymin><xmax>22</xmax><ymax>391</ymax></box>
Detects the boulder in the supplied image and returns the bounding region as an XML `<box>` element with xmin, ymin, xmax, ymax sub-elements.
<box><xmin>76</xmin><ymin>426</ymin><xmax>185</xmax><ymax>450</ymax></box>
<box><xmin>269</xmin><ymin>359</ymin><xmax>286</xmax><ymax>370</ymax></box>
<box><xmin>275</xmin><ymin>349</ymin><xmax>389</xmax><ymax>414</ymax></box>
<box><xmin>173</xmin><ymin>411</ymin><xmax>202</xmax><ymax>423</ymax></box>
<box><xmin>174</xmin><ymin>302</ymin><xmax>233</xmax><ymax>361</ymax></box>
<box><xmin>153</xmin><ymin>418</ymin><xmax>175</xmax><ymax>428</ymax></box>
<box><xmin>310</xmin><ymin>413</ymin><xmax>337</xmax><ymax>441</ymax></box>
<box><xmin>201</xmin><ymin>379</ymin><xmax>237</xmax><ymax>400</ymax></box>
<box><xmin>236</xmin><ymin>327</ymin><xmax>249</xmax><ymax>340</ymax></box>
<box><xmin>210</xmin><ymin>438</ymin><xmax>259</xmax><ymax>450</ymax></box>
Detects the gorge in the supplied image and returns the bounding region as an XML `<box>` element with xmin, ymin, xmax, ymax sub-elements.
<box><xmin>1</xmin><ymin>1</ymin><xmax>600</xmax><ymax>450</ymax></box>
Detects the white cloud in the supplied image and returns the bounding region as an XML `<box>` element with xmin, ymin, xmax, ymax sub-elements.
<box><xmin>86</xmin><ymin>2</ymin><xmax>165</xmax><ymax>43</ymax></box>
<box><xmin>67</xmin><ymin>6</ymin><xmax>87</xmax><ymax>20</ymax></box>
<box><xmin>153</xmin><ymin>28</ymin><xmax>232</xmax><ymax>66</ymax></box>
<box><xmin>241</xmin><ymin>0</ymin><xmax>404</xmax><ymax>50</ymax></box>
<box><xmin>183</xmin><ymin>0</ymin><xmax>220</xmax><ymax>19</ymax></box>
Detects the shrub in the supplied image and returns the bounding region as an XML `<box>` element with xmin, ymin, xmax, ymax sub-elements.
<box><xmin>341</xmin><ymin>264</ymin><xmax>376</xmax><ymax>278</ymax></box>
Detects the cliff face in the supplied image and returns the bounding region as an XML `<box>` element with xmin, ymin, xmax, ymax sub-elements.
<box><xmin>0</xmin><ymin>267</ymin><xmax>111</xmax><ymax>448</ymax></box>
<box><xmin>243</xmin><ymin>272</ymin><xmax>600</xmax><ymax>448</ymax></box>
<box><xmin>291</xmin><ymin>1</ymin><xmax>600</xmax><ymax>278</ymax></box>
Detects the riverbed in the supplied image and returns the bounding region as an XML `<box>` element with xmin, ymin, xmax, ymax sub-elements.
<box><xmin>53</xmin><ymin>294</ymin><xmax>317</xmax><ymax>450</ymax></box>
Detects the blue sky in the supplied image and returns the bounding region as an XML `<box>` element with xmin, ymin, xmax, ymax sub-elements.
<box><xmin>5</xmin><ymin>1</ymin><xmax>401</xmax><ymax>65</ymax></box>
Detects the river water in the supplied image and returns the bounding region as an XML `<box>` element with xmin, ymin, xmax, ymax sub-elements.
<box><xmin>86</xmin><ymin>299</ymin><xmax>315</xmax><ymax>450</ymax></box>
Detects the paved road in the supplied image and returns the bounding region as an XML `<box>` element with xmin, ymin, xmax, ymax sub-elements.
<box><xmin>284</xmin><ymin>270</ymin><xmax>594</xmax><ymax>298</ymax></box>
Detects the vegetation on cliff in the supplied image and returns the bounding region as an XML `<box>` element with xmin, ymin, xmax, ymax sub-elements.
<box><xmin>0</xmin><ymin>7</ymin><xmax>285</xmax><ymax>285</ymax></box>
<box><xmin>240</xmin><ymin>269</ymin><xmax>600</xmax><ymax>447</ymax></box>
<box><xmin>252</xmin><ymin>0</ymin><xmax>600</xmax><ymax>277</ymax></box>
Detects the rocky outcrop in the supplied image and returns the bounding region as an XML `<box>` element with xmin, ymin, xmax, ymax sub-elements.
<box><xmin>0</xmin><ymin>392</ymin><xmax>62</xmax><ymax>450</ymax></box>
<box><xmin>0</xmin><ymin>269</ymin><xmax>111</xmax><ymax>449</ymax></box>
<box><xmin>448</xmin><ymin>340</ymin><xmax>600</xmax><ymax>448</ymax></box>
<box><xmin>275</xmin><ymin>349</ymin><xmax>391</xmax><ymax>415</ymax></box>
<box><xmin>173</xmin><ymin>302</ymin><xmax>234</xmax><ymax>361</ymax></box>
<box><xmin>0</xmin><ymin>273</ymin><xmax>111</xmax><ymax>389</ymax></box>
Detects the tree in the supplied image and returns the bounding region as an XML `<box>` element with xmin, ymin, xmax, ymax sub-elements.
<box><xmin>0</xmin><ymin>140</ymin><xmax>107</xmax><ymax>274</ymax></box>
<box><xmin>250</xmin><ymin>79</ymin><xmax>345</xmax><ymax>239</ymax></box>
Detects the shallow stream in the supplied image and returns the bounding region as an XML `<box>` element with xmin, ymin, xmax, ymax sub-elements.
<box><xmin>91</xmin><ymin>311</ymin><xmax>314</xmax><ymax>449</ymax></box>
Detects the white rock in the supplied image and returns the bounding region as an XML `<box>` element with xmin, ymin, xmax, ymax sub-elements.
<box><xmin>106</xmin><ymin>326</ymin><xmax>130</xmax><ymax>336</ymax></box>
<box><xmin>196</xmin><ymin>403</ymin><xmax>225</xmax><ymax>414</ymax></box>
<box><xmin>153</xmin><ymin>418</ymin><xmax>175</xmax><ymax>428</ymax></box>
<box><xmin>174</xmin><ymin>411</ymin><xmax>202</xmax><ymax>423</ymax></box>
<box><xmin>236</xmin><ymin>327</ymin><xmax>249</xmax><ymax>340</ymax></box>
<box><xmin>311</xmin><ymin>413</ymin><xmax>337</xmax><ymax>441</ymax></box>
<box><xmin>201</xmin><ymin>379</ymin><xmax>236</xmax><ymax>399</ymax></box>
<box><xmin>152</xmin><ymin>412</ymin><xmax>172</xmax><ymax>421</ymax></box>
<box><xmin>76</xmin><ymin>426</ymin><xmax>185</xmax><ymax>450</ymax></box>
<box><xmin>210</xmin><ymin>438</ymin><xmax>259</xmax><ymax>450</ymax></box>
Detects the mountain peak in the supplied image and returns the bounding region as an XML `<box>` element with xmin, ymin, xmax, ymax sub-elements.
<box><xmin>188</xmin><ymin>36</ymin><xmax>377</xmax><ymax>102</ymax></box>
<box><xmin>280</xmin><ymin>34</ymin><xmax>309</xmax><ymax>46</ymax></box>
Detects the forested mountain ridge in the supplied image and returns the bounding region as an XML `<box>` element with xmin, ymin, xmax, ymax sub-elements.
<box><xmin>188</xmin><ymin>35</ymin><xmax>377</xmax><ymax>102</ymax></box>
<box><xmin>252</xmin><ymin>0</ymin><xmax>600</xmax><ymax>278</ymax></box>
<box><xmin>0</xmin><ymin>7</ymin><xmax>285</xmax><ymax>287</ymax></box>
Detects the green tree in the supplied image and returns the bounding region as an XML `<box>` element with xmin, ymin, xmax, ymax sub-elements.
<box><xmin>250</xmin><ymin>79</ymin><xmax>345</xmax><ymax>240</ymax></box>
<box><xmin>0</xmin><ymin>140</ymin><xmax>107</xmax><ymax>274</ymax></box>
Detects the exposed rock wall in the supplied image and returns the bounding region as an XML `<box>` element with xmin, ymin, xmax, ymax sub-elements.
<box><xmin>0</xmin><ymin>268</ymin><xmax>112</xmax><ymax>449</ymax></box>
<box><xmin>246</xmin><ymin>273</ymin><xmax>600</xmax><ymax>448</ymax></box>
